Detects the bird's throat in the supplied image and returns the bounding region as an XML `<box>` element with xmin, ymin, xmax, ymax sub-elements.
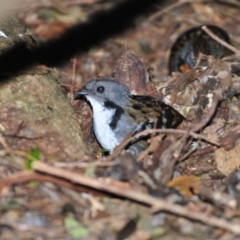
<box><xmin>86</xmin><ymin>96</ymin><xmax>120</xmax><ymax>152</ymax></box>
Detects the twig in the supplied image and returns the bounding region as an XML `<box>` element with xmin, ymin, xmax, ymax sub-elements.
<box><xmin>10</xmin><ymin>121</ymin><xmax>24</xmax><ymax>146</ymax></box>
<box><xmin>190</xmin><ymin>145</ymin><xmax>214</xmax><ymax>157</ymax></box>
<box><xmin>0</xmin><ymin>170</ymin><xmax>104</xmax><ymax>197</ymax></box>
<box><xmin>32</xmin><ymin>162</ymin><xmax>240</xmax><ymax>234</ymax></box>
<box><xmin>151</xmin><ymin>203</ymin><xmax>240</xmax><ymax>234</ymax></box>
<box><xmin>105</xmin><ymin>128</ymin><xmax>219</xmax><ymax>161</ymax></box>
<box><xmin>133</xmin><ymin>129</ymin><xmax>218</xmax><ymax>146</ymax></box>
<box><xmin>54</xmin><ymin>160</ymin><xmax>116</xmax><ymax>168</ymax></box>
<box><xmin>202</xmin><ymin>26</ymin><xmax>240</xmax><ymax>55</ymax></box>
<box><xmin>190</xmin><ymin>127</ymin><xmax>240</xmax><ymax>157</ymax></box>
<box><xmin>178</xmin><ymin>146</ymin><xmax>197</xmax><ymax>162</ymax></box>
<box><xmin>106</xmin><ymin>128</ymin><xmax>219</xmax><ymax>161</ymax></box>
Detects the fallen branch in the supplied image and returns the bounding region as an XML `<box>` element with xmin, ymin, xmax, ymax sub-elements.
<box><xmin>32</xmin><ymin>161</ymin><xmax>240</xmax><ymax>234</ymax></box>
<box><xmin>0</xmin><ymin>170</ymin><xmax>104</xmax><ymax>197</ymax></box>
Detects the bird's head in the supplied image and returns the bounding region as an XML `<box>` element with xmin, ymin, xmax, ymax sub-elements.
<box><xmin>75</xmin><ymin>77</ymin><xmax>130</xmax><ymax>107</ymax></box>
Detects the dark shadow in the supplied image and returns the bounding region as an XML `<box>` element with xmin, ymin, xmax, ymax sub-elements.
<box><xmin>0</xmin><ymin>0</ymin><xmax>166</xmax><ymax>81</ymax></box>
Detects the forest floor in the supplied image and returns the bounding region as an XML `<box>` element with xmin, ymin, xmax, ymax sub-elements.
<box><xmin>1</xmin><ymin>1</ymin><xmax>240</xmax><ymax>239</ymax></box>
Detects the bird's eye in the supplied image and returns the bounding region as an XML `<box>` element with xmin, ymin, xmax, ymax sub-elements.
<box><xmin>96</xmin><ymin>86</ymin><xmax>105</xmax><ymax>93</ymax></box>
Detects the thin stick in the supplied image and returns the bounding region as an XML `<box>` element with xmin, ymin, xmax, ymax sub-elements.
<box><xmin>133</xmin><ymin>129</ymin><xmax>219</xmax><ymax>146</ymax></box>
<box><xmin>105</xmin><ymin>128</ymin><xmax>219</xmax><ymax>161</ymax></box>
<box><xmin>105</xmin><ymin>128</ymin><xmax>218</xmax><ymax>162</ymax></box>
<box><xmin>54</xmin><ymin>160</ymin><xmax>116</xmax><ymax>168</ymax></box>
<box><xmin>202</xmin><ymin>26</ymin><xmax>240</xmax><ymax>55</ymax></box>
<box><xmin>0</xmin><ymin>170</ymin><xmax>104</xmax><ymax>197</ymax></box>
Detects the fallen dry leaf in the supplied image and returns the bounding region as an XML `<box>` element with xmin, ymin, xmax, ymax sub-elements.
<box><xmin>167</xmin><ymin>175</ymin><xmax>201</xmax><ymax>198</ymax></box>
<box><xmin>215</xmin><ymin>143</ymin><xmax>240</xmax><ymax>176</ymax></box>
<box><xmin>115</xmin><ymin>47</ymin><xmax>147</xmax><ymax>95</ymax></box>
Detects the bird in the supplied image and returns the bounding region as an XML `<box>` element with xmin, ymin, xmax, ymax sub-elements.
<box><xmin>75</xmin><ymin>77</ymin><xmax>184</xmax><ymax>156</ymax></box>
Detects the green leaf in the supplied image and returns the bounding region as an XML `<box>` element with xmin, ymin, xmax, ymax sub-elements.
<box><xmin>64</xmin><ymin>217</ymin><xmax>88</xmax><ymax>238</ymax></box>
<box><xmin>100</xmin><ymin>148</ymin><xmax>108</xmax><ymax>154</ymax></box>
<box><xmin>195</xmin><ymin>173</ymin><xmax>202</xmax><ymax>178</ymax></box>
<box><xmin>29</xmin><ymin>148</ymin><xmax>40</xmax><ymax>160</ymax></box>
<box><xmin>25</xmin><ymin>148</ymin><xmax>41</xmax><ymax>170</ymax></box>
<box><xmin>29</xmin><ymin>180</ymin><xmax>37</xmax><ymax>187</ymax></box>
<box><xmin>65</xmin><ymin>217</ymin><xmax>78</xmax><ymax>228</ymax></box>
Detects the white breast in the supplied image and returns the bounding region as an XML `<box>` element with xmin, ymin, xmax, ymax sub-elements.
<box><xmin>86</xmin><ymin>96</ymin><xmax>120</xmax><ymax>152</ymax></box>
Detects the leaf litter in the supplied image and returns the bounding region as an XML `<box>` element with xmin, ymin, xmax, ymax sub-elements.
<box><xmin>2</xmin><ymin>1</ymin><xmax>240</xmax><ymax>239</ymax></box>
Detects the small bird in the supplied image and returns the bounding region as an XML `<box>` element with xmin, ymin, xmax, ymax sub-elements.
<box><xmin>75</xmin><ymin>77</ymin><xmax>184</xmax><ymax>155</ymax></box>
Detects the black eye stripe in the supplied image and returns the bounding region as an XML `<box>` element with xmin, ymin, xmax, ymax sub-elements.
<box><xmin>97</xmin><ymin>86</ymin><xmax>105</xmax><ymax>93</ymax></box>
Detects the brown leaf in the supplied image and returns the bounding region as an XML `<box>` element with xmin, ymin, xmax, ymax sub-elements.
<box><xmin>215</xmin><ymin>143</ymin><xmax>240</xmax><ymax>176</ymax></box>
<box><xmin>168</xmin><ymin>175</ymin><xmax>201</xmax><ymax>198</ymax></box>
<box><xmin>115</xmin><ymin>47</ymin><xmax>147</xmax><ymax>95</ymax></box>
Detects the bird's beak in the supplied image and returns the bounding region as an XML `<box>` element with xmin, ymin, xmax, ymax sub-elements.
<box><xmin>74</xmin><ymin>88</ymin><xmax>89</xmax><ymax>100</ymax></box>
